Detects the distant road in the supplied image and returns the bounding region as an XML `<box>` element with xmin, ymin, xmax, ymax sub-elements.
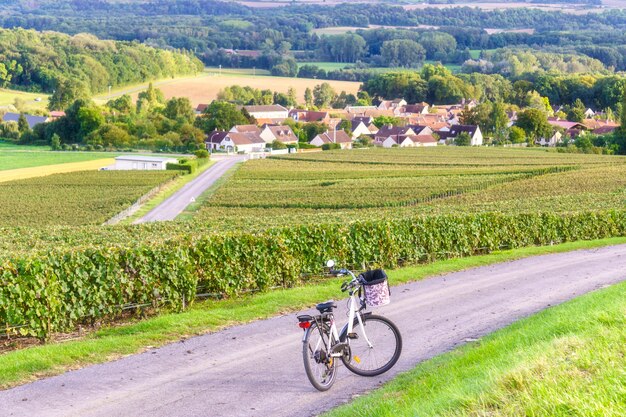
<box><xmin>3</xmin><ymin>245</ymin><xmax>626</xmax><ymax>417</ymax></box>
<box><xmin>135</xmin><ymin>155</ymin><xmax>246</xmax><ymax>223</ymax></box>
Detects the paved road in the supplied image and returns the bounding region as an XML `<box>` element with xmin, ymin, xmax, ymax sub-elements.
<box><xmin>3</xmin><ymin>245</ymin><xmax>626</xmax><ymax>417</ymax></box>
<box><xmin>135</xmin><ymin>155</ymin><xmax>246</xmax><ymax>223</ymax></box>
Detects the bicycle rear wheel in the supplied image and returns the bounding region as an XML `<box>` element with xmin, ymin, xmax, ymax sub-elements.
<box><xmin>340</xmin><ymin>314</ymin><xmax>402</xmax><ymax>377</ymax></box>
<box><xmin>302</xmin><ymin>321</ymin><xmax>337</xmax><ymax>391</ymax></box>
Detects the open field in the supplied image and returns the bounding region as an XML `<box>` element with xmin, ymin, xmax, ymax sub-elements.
<box><xmin>0</xmin><ymin>158</ymin><xmax>115</xmax><ymax>183</ymax></box>
<box><xmin>0</xmin><ymin>170</ymin><xmax>179</xmax><ymax>227</ymax></box>
<box><xmin>324</xmin><ymin>279</ymin><xmax>626</xmax><ymax>417</ymax></box>
<box><xmin>94</xmin><ymin>69</ymin><xmax>361</xmax><ymax>107</ymax></box>
<box><xmin>0</xmin><ymin>145</ymin><xmax>114</xmax><ymax>172</ymax></box>
<box><xmin>0</xmin><ymin>88</ymin><xmax>49</xmax><ymax>111</ymax></box>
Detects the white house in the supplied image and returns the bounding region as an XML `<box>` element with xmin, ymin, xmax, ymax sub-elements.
<box><xmin>381</xmin><ymin>136</ymin><xmax>415</xmax><ymax>148</ymax></box>
<box><xmin>205</xmin><ymin>131</ymin><xmax>266</xmax><ymax>153</ymax></box>
<box><xmin>350</xmin><ymin>117</ymin><xmax>379</xmax><ymax>139</ymax></box>
<box><xmin>114</xmin><ymin>156</ymin><xmax>178</xmax><ymax>170</ymax></box>
<box><xmin>438</xmin><ymin>125</ymin><xmax>483</xmax><ymax>146</ymax></box>
<box><xmin>536</xmin><ymin>131</ymin><xmax>563</xmax><ymax>147</ymax></box>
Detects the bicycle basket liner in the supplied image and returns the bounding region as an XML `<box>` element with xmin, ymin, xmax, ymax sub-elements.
<box><xmin>360</xmin><ymin>269</ymin><xmax>390</xmax><ymax>307</ymax></box>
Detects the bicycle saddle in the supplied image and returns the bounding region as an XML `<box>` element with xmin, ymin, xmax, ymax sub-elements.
<box><xmin>316</xmin><ymin>301</ymin><xmax>337</xmax><ymax>313</ymax></box>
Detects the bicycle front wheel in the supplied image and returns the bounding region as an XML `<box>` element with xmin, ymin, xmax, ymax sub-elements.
<box><xmin>302</xmin><ymin>321</ymin><xmax>337</xmax><ymax>391</ymax></box>
<box><xmin>340</xmin><ymin>314</ymin><xmax>402</xmax><ymax>377</ymax></box>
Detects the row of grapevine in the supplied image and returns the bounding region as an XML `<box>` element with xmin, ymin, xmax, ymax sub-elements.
<box><xmin>2</xmin><ymin>211</ymin><xmax>625</xmax><ymax>340</ymax></box>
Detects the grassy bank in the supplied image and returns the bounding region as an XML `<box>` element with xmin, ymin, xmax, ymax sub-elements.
<box><xmin>1</xmin><ymin>237</ymin><xmax>625</xmax><ymax>390</ymax></box>
<box><xmin>324</xmin><ymin>278</ymin><xmax>626</xmax><ymax>417</ymax></box>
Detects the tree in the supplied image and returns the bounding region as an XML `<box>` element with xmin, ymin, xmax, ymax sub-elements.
<box><xmin>313</xmin><ymin>83</ymin><xmax>337</xmax><ymax>108</ymax></box>
<box><xmin>163</xmin><ymin>97</ymin><xmax>195</xmax><ymax>124</ymax></box>
<box><xmin>516</xmin><ymin>108</ymin><xmax>553</xmax><ymax>142</ymax></box>
<box><xmin>17</xmin><ymin>113</ymin><xmax>30</xmax><ymax>134</ymax></box>
<box><xmin>509</xmin><ymin>126</ymin><xmax>526</xmax><ymax>144</ymax></box>
<box><xmin>381</xmin><ymin>39</ymin><xmax>426</xmax><ymax>68</ymax></box>
<box><xmin>48</xmin><ymin>79</ymin><xmax>89</xmax><ymax>111</ymax></box>
<box><xmin>373</xmin><ymin>116</ymin><xmax>403</xmax><ymax>128</ymax></box>
<box><xmin>77</xmin><ymin>106</ymin><xmax>105</xmax><ymax>140</ymax></box>
<box><xmin>304</xmin><ymin>88</ymin><xmax>313</xmax><ymax>107</ymax></box>
<box><xmin>137</xmin><ymin>83</ymin><xmax>165</xmax><ymax>113</ymax></box>
<box><xmin>490</xmin><ymin>101</ymin><xmax>510</xmax><ymax>141</ymax></box>
<box><xmin>194</xmin><ymin>101</ymin><xmax>250</xmax><ymax>132</ymax></box>
<box><xmin>455</xmin><ymin>132</ymin><xmax>471</xmax><ymax>146</ymax></box>
<box><xmin>50</xmin><ymin>133</ymin><xmax>61</xmax><ymax>150</ymax></box>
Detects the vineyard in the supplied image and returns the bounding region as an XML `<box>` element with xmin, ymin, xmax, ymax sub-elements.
<box><xmin>1</xmin><ymin>147</ymin><xmax>626</xmax><ymax>339</ymax></box>
<box><xmin>0</xmin><ymin>170</ymin><xmax>179</xmax><ymax>227</ymax></box>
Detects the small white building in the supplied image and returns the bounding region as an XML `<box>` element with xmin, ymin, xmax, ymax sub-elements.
<box><xmin>114</xmin><ymin>156</ymin><xmax>178</xmax><ymax>170</ymax></box>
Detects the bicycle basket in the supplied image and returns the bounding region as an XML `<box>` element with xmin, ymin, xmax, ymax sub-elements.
<box><xmin>360</xmin><ymin>269</ymin><xmax>390</xmax><ymax>307</ymax></box>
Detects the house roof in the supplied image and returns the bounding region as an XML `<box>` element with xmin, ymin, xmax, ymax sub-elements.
<box><xmin>231</xmin><ymin>124</ymin><xmax>261</xmax><ymax>134</ymax></box>
<box><xmin>229</xmin><ymin>132</ymin><xmax>265</xmax><ymax>145</ymax></box>
<box><xmin>375</xmin><ymin>125</ymin><xmax>414</xmax><ymax>138</ymax></box>
<box><xmin>49</xmin><ymin>111</ymin><xmax>66</xmax><ymax>118</ymax></box>
<box><xmin>449</xmin><ymin>125</ymin><xmax>479</xmax><ymax>136</ymax></box>
<box><xmin>547</xmin><ymin>120</ymin><xmax>587</xmax><ymax>130</ymax></box>
<box><xmin>409</xmin><ymin>134</ymin><xmax>437</xmax><ymax>144</ymax></box>
<box><xmin>313</xmin><ymin>130</ymin><xmax>352</xmax><ymax>144</ymax></box>
<box><xmin>264</xmin><ymin>125</ymin><xmax>297</xmax><ymax>142</ymax></box>
<box><xmin>243</xmin><ymin>104</ymin><xmax>288</xmax><ymax>114</ymax></box>
<box><xmin>206</xmin><ymin>131</ymin><xmax>229</xmax><ymax>144</ymax></box>
<box><xmin>404</xmin><ymin>103</ymin><xmax>429</xmax><ymax>114</ymax></box>
<box><xmin>407</xmin><ymin>125</ymin><xmax>431</xmax><ymax>135</ymax></box>
<box><xmin>196</xmin><ymin>104</ymin><xmax>209</xmax><ymax>113</ymax></box>
<box><xmin>2</xmin><ymin>112</ymin><xmax>48</xmax><ymax>129</ymax></box>
<box><xmin>592</xmin><ymin>125</ymin><xmax>618</xmax><ymax>135</ymax></box>
<box><xmin>288</xmin><ymin>109</ymin><xmax>329</xmax><ymax>122</ymax></box>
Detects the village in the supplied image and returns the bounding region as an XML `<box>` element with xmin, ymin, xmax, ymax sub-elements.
<box><xmin>198</xmin><ymin>99</ymin><xmax>618</xmax><ymax>154</ymax></box>
<box><xmin>1</xmin><ymin>96</ymin><xmax>619</xmax><ymax>157</ymax></box>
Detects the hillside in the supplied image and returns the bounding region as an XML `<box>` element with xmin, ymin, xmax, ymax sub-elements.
<box><xmin>0</xmin><ymin>28</ymin><xmax>203</xmax><ymax>109</ymax></box>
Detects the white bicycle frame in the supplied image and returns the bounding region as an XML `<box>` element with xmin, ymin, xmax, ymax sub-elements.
<box><xmin>305</xmin><ymin>271</ymin><xmax>374</xmax><ymax>357</ymax></box>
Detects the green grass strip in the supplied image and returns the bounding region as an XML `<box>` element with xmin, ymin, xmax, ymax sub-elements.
<box><xmin>323</xmin><ymin>276</ymin><xmax>626</xmax><ymax>417</ymax></box>
<box><xmin>1</xmin><ymin>237</ymin><xmax>626</xmax><ymax>390</ymax></box>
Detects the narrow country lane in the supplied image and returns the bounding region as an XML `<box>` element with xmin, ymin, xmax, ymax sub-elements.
<box><xmin>2</xmin><ymin>245</ymin><xmax>625</xmax><ymax>417</ymax></box>
<box><xmin>135</xmin><ymin>155</ymin><xmax>246</xmax><ymax>223</ymax></box>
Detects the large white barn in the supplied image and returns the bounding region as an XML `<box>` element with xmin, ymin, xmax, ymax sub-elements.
<box><xmin>114</xmin><ymin>156</ymin><xmax>178</xmax><ymax>170</ymax></box>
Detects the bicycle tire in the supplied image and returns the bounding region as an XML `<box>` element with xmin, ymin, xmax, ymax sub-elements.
<box><xmin>339</xmin><ymin>314</ymin><xmax>402</xmax><ymax>377</ymax></box>
<box><xmin>302</xmin><ymin>320</ymin><xmax>338</xmax><ymax>391</ymax></box>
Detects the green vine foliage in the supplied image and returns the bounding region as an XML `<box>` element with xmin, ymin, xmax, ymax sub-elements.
<box><xmin>1</xmin><ymin>211</ymin><xmax>625</xmax><ymax>340</ymax></box>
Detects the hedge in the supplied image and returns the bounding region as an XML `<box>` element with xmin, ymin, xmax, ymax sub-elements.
<box><xmin>2</xmin><ymin>211</ymin><xmax>625</xmax><ymax>340</ymax></box>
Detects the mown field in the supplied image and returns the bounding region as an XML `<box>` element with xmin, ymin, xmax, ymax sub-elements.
<box><xmin>0</xmin><ymin>88</ymin><xmax>49</xmax><ymax>111</ymax></box>
<box><xmin>0</xmin><ymin>170</ymin><xmax>178</xmax><ymax>227</ymax></box>
<box><xmin>95</xmin><ymin>69</ymin><xmax>361</xmax><ymax>107</ymax></box>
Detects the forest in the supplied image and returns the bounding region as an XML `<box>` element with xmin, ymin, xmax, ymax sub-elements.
<box><xmin>3</xmin><ymin>0</ymin><xmax>626</xmax><ymax>76</ymax></box>
<box><xmin>0</xmin><ymin>28</ymin><xmax>203</xmax><ymax>109</ymax></box>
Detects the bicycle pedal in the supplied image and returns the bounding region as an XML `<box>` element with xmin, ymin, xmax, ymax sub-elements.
<box><xmin>347</xmin><ymin>332</ymin><xmax>358</xmax><ymax>339</ymax></box>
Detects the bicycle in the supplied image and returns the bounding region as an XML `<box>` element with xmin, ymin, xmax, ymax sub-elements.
<box><xmin>297</xmin><ymin>260</ymin><xmax>402</xmax><ymax>391</ymax></box>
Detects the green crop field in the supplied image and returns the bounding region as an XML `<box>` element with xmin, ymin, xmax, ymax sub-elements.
<box><xmin>2</xmin><ymin>147</ymin><xmax>626</xmax><ymax>340</ymax></box>
<box><xmin>0</xmin><ymin>143</ymin><xmax>116</xmax><ymax>171</ymax></box>
<box><xmin>0</xmin><ymin>170</ymin><xmax>178</xmax><ymax>227</ymax></box>
<box><xmin>191</xmin><ymin>148</ymin><xmax>626</xmax><ymax>230</ymax></box>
